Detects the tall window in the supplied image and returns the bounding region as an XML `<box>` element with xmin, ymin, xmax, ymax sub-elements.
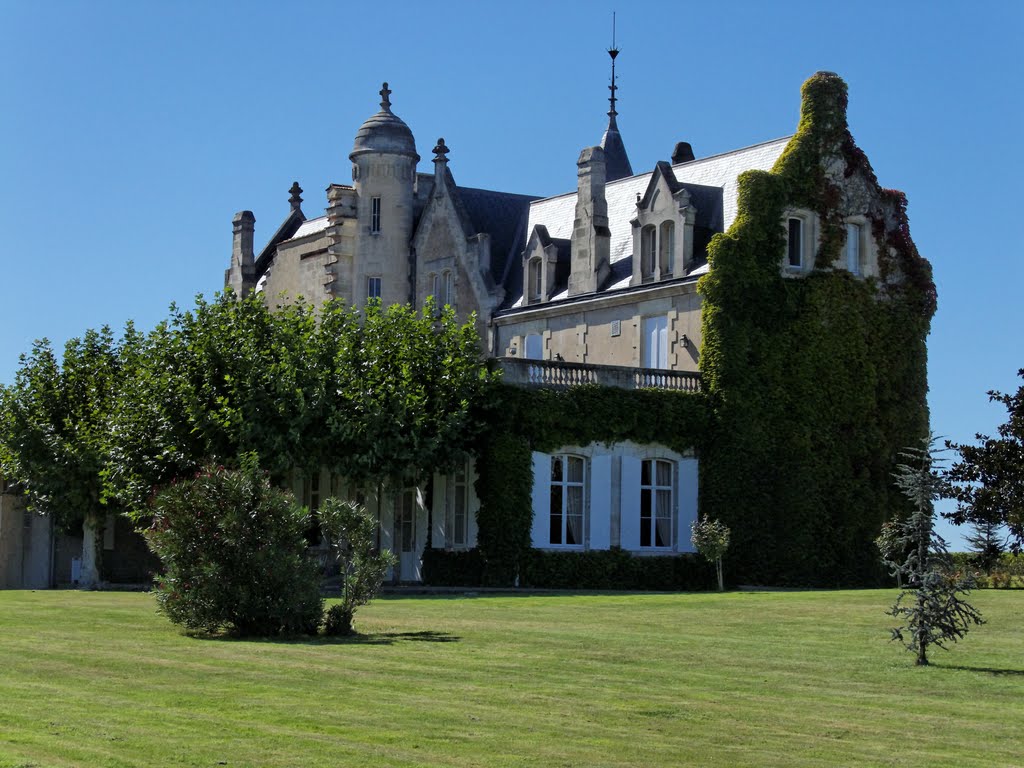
<box><xmin>642</xmin><ymin>316</ymin><xmax>668</xmax><ymax>370</ymax></box>
<box><xmin>641</xmin><ymin>225</ymin><xmax>657</xmax><ymax>281</ymax></box>
<box><xmin>787</xmin><ymin>218</ymin><xmax>803</xmax><ymax>268</ymax></box>
<box><xmin>449</xmin><ymin>464</ymin><xmax>469</xmax><ymax>548</ymax></box>
<box><xmin>550</xmin><ymin>455</ymin><xmax>584</xmax><ymax>546</ymax></box>
<box><xmin>528</xmin><ymin>257</ymin><xmax>542</xmax><ymax>303</ymax></box>
<box><xmin>640</xmin><ymin>459</ymin><xmax>673</xmax><ymax>548</ymax></box>
<box><xmin>442</xmin><ymin>270</ymin><xmax>453</xmax><ymax>308</ymax></box>
<box><xmin>370</xmin><ymin>196</ymin><xmax>381</xmax><ymax>233</ymax></box>
<box><xmin>846</xmin><ymin>223</ymin><xmax>861</xmax><ymax>275</ymax></box>
<box><xmin>367</xmin><ymin>276</ymin><xmax>382</xmax><ymax>300</ymax></box>
<box><xmin>659</xmin><ymin>221</ymin><xmax>675</xmax><ymax>276</ymax></box>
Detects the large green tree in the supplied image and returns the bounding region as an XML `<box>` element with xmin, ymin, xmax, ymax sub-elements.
<box><xmin>106</xmin><ymin>293</ymin><xmax>495</xmax><ymax>520</ymax></box>
<box><xmin>0</xmin><ymin>327</ymin><xmax>134</xmax><ymax>587</ymax></box>
<box><xmin>106</xmin><ymin>293</ymin><xmax>326</xmax><ymax>518</ymax></box>
<box><xmin>946</xmin><ymin>369</ymin><xmax>1024</xmax><ymax>552</ymax></box>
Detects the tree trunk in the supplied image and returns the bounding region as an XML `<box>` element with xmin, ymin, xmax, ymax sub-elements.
<box><xmin>79</xmin><ymin>514</ymin><xmax>102</xmax><ymax>589</ymax></box>
<box><xmin>716</xmin><ymin>557</ymin><xmax>724</xmax><ymax>592</ymax></box>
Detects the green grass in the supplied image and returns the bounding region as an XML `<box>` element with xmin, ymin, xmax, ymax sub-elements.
<box><xmin>0</xmin><ymin>589</ymin><xmax>1021</xmax><ymax>767</ymax></box>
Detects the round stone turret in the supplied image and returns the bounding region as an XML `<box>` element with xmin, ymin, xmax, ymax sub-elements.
<box><xmin>350</xmin><ymin>82</ymin><xmax>419</xmax><ymax>161</ymax></box>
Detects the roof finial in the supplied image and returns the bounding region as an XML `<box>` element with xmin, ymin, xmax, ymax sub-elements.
<box><xmin>288</xmin><ymin>181</ymin><xmax>303</xmax><ymax>212</ymax></box>
<box><xmin>379</xmin><ymin>82</ymin><xmax>393</xmax><ymax>112</ymax></box>
<box><xmin>607</xmin><ymin>12</ymin><xmax>620</xmax><ymax>129</ymax></box>
<box><xmin>432</xmin><ymin>137</ymin><xmax>450</xmax><ymax>164</ymax></box>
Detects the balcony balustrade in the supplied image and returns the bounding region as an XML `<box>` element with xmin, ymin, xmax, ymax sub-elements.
<box><xmin>496</xmin><ymin>357</ymin><xmax>701</xmax><ymax>392</ymax></box>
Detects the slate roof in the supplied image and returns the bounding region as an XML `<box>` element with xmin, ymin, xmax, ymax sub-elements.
<box><xmin>526</xmin><ymin>136</ymin><xmax>791</xmax><ymax>268</ymax></box>
<box><xmin>455</xmin><ymin>186</ymin><xmax>540</xmax><ymax>290</ymax></box>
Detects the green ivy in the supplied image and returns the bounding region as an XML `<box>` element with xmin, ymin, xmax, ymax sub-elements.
<box><xmin>472</xmin><ymin>383</ymin><xmax>708</xmax><ymax>585</ymax></box>
<box><xmin>698</xmin><ymin>72</ymin><xmax>934</xmax><ymax>586</ymax></box>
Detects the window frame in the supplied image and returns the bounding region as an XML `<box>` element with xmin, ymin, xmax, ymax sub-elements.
<box><xmin>449</xmin><ymin>463</ymin><xmax>469</xmax><ymax>549</ymax></box>
<box><xmin>528</xmin><ymin>257</ymin><xmax>543</xmax><ymax>303</ymax></box>
<box><xmin>639</xmin><ymin>458</ymin><xmax>675</xmax><ymax>550</ymax></box>
<box><xmin>846</xmin><ymin>222</ymin><xmax>862</xmax><ymax>275</ymax></box>
<box><xmin>641</xmin><ymin>224</ymin><xmax>657</xmax><ymax>282</ymax></box>
<box><xmin>370</xmin><ymin>196</ymin><xmax>382</xmax><ymax>234</ymax></box>
<box><xmin>659</xmin><ymin>220</ymin><xmax>675</xmax><ymax>277</ymax></box>
<box><xmin>367</xmin><ymin>276</ymin><xmax>382</xmax><ymax>300</ymax></box>
<box><xmin>549</xmin><ymin>454</ymin><xmax>586</xmax><ymax>548</ymax></box>
<box><xmin>787</xmin><ymin>217</ymin><xmax>803</xmax><ymax>269</ymax></box>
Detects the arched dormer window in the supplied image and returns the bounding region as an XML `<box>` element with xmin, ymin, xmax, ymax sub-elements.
<box><xmin>659</xmin><ymin>221</ymin><xmax>675</xmax><ymax>276</ymax></box>
<box><xmin>528</xmin><ymin>257</ymin><xmax>543</xmax><ymax>304</ymax></box>
<box><xmin>641</xmin><ymin>225</ymin><xmax>657</xmax><ymax>282</ymax></box>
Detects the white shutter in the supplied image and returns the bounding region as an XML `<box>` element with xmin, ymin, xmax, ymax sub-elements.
<box><xmin>590</xmin><ymin>455</ymin><xmax>612</xmax><ymax>550</ymax></box>
<box><xmin>677</xmin><ymin>458</ymin><xmax>699</xmax><ymax>552</ymax></box>
<box><xmin>620</xmin><ymin>456</ymin><xmax>641</xmax><ymax>551</ymax></box>
<box><xmin>658</xmin><ymin>318</ymin><xmax>668</xmax><ymax>368</ymax></box>
<box><xmin>531</xmin><ymin>452</ymin><xmax>551</xmax><ymax>547</ymax></box>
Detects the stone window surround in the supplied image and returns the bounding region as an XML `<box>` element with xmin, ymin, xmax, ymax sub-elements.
<box><xmin>782</xmin><ymin>208</ymin><xmax>817</xmax><ymax>274</ymax></box>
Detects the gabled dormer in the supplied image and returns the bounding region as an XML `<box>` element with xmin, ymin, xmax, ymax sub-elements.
<box><xmin>630</xmin><ymin>162</ymin><xmax>695</xmax><ymax>286</ymax></box>
<box><xmin>522</xmin><ymin>225</ymin><xmax>570</xmax><ymax>305</ymax></box>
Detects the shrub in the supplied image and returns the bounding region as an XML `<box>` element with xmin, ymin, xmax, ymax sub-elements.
<box><xmin>145</xmin><ymin>461</ymin><xmax>323</xmax><ymax>636</ymax></box>
<box><xmin>319</xmin><ymin>498</ymin><xmax>394</xmax><ymax>636</ymax></box>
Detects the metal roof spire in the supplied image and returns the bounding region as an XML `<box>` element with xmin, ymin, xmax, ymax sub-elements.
<box><xmin>607</xmin><ymin>12</ymin><xmax>620</xmax><ymax>129</ymax></box>
<box><xmin>600</xmin><ymin>12</ymin><xmax>633</xmax><ymax>181</ymax></box>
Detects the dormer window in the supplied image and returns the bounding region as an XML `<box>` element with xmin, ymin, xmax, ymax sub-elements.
<box><xmin>528</xmin><ymin>257</ymin><xmax>543</xmax><ymax>303</ymax></box>
<box><xmin>370</xmin><ymin>196</ymin><xmax>381</xmax><ymax>233</ymax></box>
<box><xmin>846</xmin><ymin>223</ymin><xmax>861</xmax><ymax>275</ymax></box>
<box><xmin>659</xmin><ymin>221</ymin><xmax>675</xmax><ymax>276</ymax></box>
<box><xmin>787</xmin><ymin>218</ymin><xmax>803</xmax><ymax>268</ymax></box>
<box><xmin>641</xmin><ymin>225</ymin><xmax>657</xmax><ymax>282</ymax></box>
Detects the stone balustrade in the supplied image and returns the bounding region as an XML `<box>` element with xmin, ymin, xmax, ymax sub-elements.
<box><xmin>496</xmin><ymin>357</ymin><xmax>701</xmax><ymax>392</ymax></box>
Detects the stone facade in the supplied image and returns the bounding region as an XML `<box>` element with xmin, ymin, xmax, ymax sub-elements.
<box><xmin>223</xmin><ymin>68</ymin><xmax>925</xmax><ymax>584</ymax></box>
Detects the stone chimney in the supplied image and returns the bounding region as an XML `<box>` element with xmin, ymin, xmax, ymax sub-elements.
<box><xmin>672</xmin><ymin>142</ymin><xmax>695</xmax><ymax>164</ymax></box>
<box><xmin>569</xmin><ymin>146</ymin><xmax>611</xmax><ymax>296</ymax></box>
<box><xmin>225</xmin><ymin>210</ymin><xmax>256</xmax><ymax>296</ymax></box>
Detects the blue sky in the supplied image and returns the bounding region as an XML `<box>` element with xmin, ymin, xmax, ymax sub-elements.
<box><xmin>1</xmin><ymin>1</ymin><xmax>1021</xmax><ymax>546</ymax></box>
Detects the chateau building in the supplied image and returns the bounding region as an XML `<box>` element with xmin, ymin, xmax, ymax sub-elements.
<box><xmin>225</xmin><ymin>61</ymin><xmax>932</xmax><ymax>586</ymax></box>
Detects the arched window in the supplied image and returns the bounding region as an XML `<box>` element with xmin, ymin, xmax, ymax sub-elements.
<box><xmin>442</xmin><ymin>270</ymin><xmax>453</xmax><ymax>308</ymax></box>
<box><xmin>641</xmin><ymin>225</ymin><xmax>657</xmax><ymax>282</ymax></box>
<box><xmin>659</xmin><ymin>221</ymin><xmax>675</xmax><ymax>276</ymax></box>
<box><xmin>528</xmin><ymin>257</ymin><xmax>543</xmax><ymax>303</ymax></box>
<box><xmin>640</xmin><ymin>459</ymin><xmax>674</xmax><ymax>548</ymax></box>
<box><xmin>550</xmin><ymin>455</ymin><xmax>585</xmax><ymax>547</ymax></box>
<box><xmin>787</xmin><ymin>217</ymin><xmax>803</xmax><ymax>268</ymax></box>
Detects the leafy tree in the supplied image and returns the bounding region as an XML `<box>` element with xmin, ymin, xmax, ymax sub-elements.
<box><xmin>946</xmin><ymin>370</ymin><xmax>1024</xmax><ymax>553</ymax></box>
<box><xmin>885</xmin><ymin>437</ymin><xmax>983</xmax><ymax>666</ymax></box>
<box><xmin>320</xmin><ymin>298</ymin><xmax>496</xmax><ymax>491</ymax></box>
<box><xmin>145</xmin><ymin>459</ymin><xmax>323</xmax><ymax>636</ymax></box>
<box><xmin>692</xmin><ymin>516</ymin><xmax>730</xmax><ymax>591</ymax></box>
<box><xmin>319</xmin><ymin>498</ymin><xmax>395</xmax><ymax>636</ymax></box>
<box><xmin>0</xmin><ymin>327</ymin><xmax>135</xmax><ymax>587</ymax></box>
<box><xmin>105</xmin><ymin>293</ymin><xmax>326</xmax><ymax>518</ymax></box>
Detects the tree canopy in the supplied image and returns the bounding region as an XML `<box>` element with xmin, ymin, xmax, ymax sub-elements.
<box><xmin>0</xmin><ymin>326</ymin><xmax>136</xmax><ymax>586</ymax></box>
<box><xmin>946</xmin><ymin>369</ymin><xmax>1024</xmax><ymax>552</ymax></box>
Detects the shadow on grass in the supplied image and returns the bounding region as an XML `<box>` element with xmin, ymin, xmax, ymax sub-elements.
<box><xmin>191</xmin><ymin>629</ymin><xmax>460</xmax><ymax>646</ymax></box>
<box><xmin>937</xmin><ymin>664</ymin><xmax>1024</xmax><ymax>677</ymax></box>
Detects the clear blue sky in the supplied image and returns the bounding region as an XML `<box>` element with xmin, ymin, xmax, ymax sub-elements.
<box><xmin>1</xmin><ymin>1</ymin><xmax>1021</xmax><ymax>546</ymax></box>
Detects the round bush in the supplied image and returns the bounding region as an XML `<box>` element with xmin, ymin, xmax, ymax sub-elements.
<box><xmin>146</xmin><ymin>463</ymin><xmax>323</xmax><ymax>636</ymax></box>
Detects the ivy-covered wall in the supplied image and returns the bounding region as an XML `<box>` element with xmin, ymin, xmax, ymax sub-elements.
<box><xmin>471</xmin><ymin>385</ymin><xmax>708</xmax><ymax>585</ymax></box>
<box><xmin>461</xmin><ymin>72</ymin><xmax>933</xmax><ymax>590</ymax></box>
<box><xmin>698</xmin><ymin>72</ymin><xmax>934</xmax><ymax>586</ymax></box>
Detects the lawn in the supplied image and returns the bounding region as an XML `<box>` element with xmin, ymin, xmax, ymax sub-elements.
<box><xmin>0</xmin><ymin>589</ymin><xmax>1021</xmax><ymax>767</ymax></box>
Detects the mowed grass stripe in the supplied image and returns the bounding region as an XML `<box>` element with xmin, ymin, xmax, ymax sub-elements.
<box><xmin>0</xmin><ymin>589</ymin><xmax>1021</xmax><ymax>767</ymax></box>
